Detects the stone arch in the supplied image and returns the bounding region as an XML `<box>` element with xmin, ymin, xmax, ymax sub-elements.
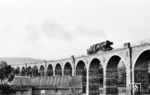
<box><xmin>76</xmin><ymin>60</ymin><xmax>86</xmax><ymax>75</ymax></box>
<box><xmin>64</xmin><ymin>62</ymin><xmax>72</xmax><ymax>76</ymax></box>
<box><xmin>55</xmin><ymin>63</ymin><xmax>62</xmax><ymax>76</ymax></box>
<box><xmin>15</xmin><ymin>67</ymin><xmax>20</xmax><ymax>75</ymax></box>
<box><xmin>39</xmin><ymin>65</ymin><xmax>45</xmax><ymax>76</ymax></box>
<box><xmin>89</xmin><ymin>58</ymin><xmax>103</xmax><ymax>95</ymax></box>
<box><xmin>21</xmin><ymin>66</ymin><xmax>26</xmax><ymax>76</ymax></box>
<box><xmin>133</xmin><ymin>49</ymin><xmax>150</xmax><ymax>68</ymax></box>
<box><xmin>106</xmin><ymin>55</ymin><xmax>126</xmax><ymax>94</ymax></box>
<box><xmin>47</xmin><ymin>64</ymin><xmax>53</xmax><ymax>76</ymax></box>
<box><xmin>76</xmin><ymin>60</ymin><xmax>87</xmax><ymax>93</ymax></box>
<box><xmin>27</xmin><ymin>66</ymin><xmax>32</xmax><ymax>76</ymax></box>
<box><xmin>134</xmin><ymin>50</ymin><xmax>150</xmax><ymax>94</ymax></box>
<box><xmin>33</xmin><ymin>66</ymin><xmax>39</xmax><ymax>76</ymax></box>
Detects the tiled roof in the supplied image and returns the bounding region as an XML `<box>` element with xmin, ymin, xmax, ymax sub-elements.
<box><xmin>12</xmin><ymin>76</ymin><xmax>82</xmax><ymax>89</ymax></box>
<box><xmin>12</xmin><ymin>76</ymin><xmax>32</xmax><ymax>87</ymax></box>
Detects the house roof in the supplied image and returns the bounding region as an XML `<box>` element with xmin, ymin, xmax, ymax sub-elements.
<box><xmin>12</xmin><ymin>76</ymin><xmax>32</xmax><ymax>87</ymax></box>
<box><xmin>12</xmin><ymin>76</ymin><xmax>82</xmax><ymax>89</ymax></box>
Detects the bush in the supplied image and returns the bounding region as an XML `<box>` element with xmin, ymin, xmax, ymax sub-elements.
<box><xmin>0</xmin><ymin>83</ymin><xmax>15</xmax><ymax>94</ymax></box>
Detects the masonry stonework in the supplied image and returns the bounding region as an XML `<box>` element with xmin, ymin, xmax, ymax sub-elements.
<box><xmin>12</xmin><ymin>42</ymin><xmax>150</xmax><ymax>95</ymax></box>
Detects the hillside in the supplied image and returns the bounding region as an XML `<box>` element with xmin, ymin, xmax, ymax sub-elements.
<box><xmin>0</xmin><ymin>57</ymin><xmax>43</xmax><ymax>65</ymax></box>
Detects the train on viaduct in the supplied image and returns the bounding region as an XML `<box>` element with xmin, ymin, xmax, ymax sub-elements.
<box><xmin>11</xmin><ymin>40</ymin><xmax>150</xmax><ymax>95</ymax></box>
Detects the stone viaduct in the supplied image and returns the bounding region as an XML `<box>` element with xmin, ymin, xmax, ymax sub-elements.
<box><xmin>11</xmin><ymin>41</ymin><xmax>150</xmax><ymax>95</ymax></box>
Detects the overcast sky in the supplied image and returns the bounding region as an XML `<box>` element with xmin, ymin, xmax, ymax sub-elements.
<box><xmin>0</xmin><ymin>0</ymin><xmax>150</xmax><ymax>60</ymax></box>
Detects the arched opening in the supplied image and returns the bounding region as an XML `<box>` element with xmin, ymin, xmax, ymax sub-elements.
<box><xmin>39</xmin><ymin>65</ymin><xmax>45</xmax><ymax>76</ymax></box>
<box><xmin>15</xmin><ymin>67</ymin><xmax>20</xmax><ymax>75</ymax></box>
<box><xmin>89</xmin><ymin>58</ymin><xmax>103</xmax><ymax>95</ymax></box>
<box><xmin>134</xmin><ymin>50</ymin><xmax>150</xmax><ymax>94</ymax></box>
<box><xmin>47</xmin><ymin>64</ymin><xmax>53</xmax><ymax>76</ymax></box>
<box><xmin>106</xmin><ymin>55</ymin><xmax>126</xmax><ymax>94</ymax></box>
<box><xmin>64</xmin><ymin>62</ymin><xmax>72</xmax><ymax>76</ymax></box>
<box><xmin>55</xmin><ymin>63</ymin><xmax>62</xmax><ymax>76</ymax></box>
<box><xmin>27</xmin><ymin>66</ymin><xmax>32</xmax><ymax>77</ymax></box>
<box><xmin>32</xmin><ymin>66</ymin><xmax>39</xmax><ymax>76</ymax></box>
<box><xmin>21</xmin><ymin>67</ymin><xmax>26</xmax><ymax>76</ymax></box>
<box><xmin>76</xmin><ymin>60</ymin><xmax>87</xmax><ymax>93</ymax></box>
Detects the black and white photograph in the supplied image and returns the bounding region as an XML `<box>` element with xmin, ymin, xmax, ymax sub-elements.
<box><xmin>0</xmin><ymin>0</ymin><xmax>150</xmax><ymax>95</ymax></box>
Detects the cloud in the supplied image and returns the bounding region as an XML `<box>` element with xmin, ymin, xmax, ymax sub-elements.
<box><xmin>41</xmin><ymin>19</ymin><xmax>107</xmax><ymax>41</ymax></box>
<box><xmin>25</xmin><ymin>21</ymin><xmax>41</xmax><ymax>46</ymax></box>
<box><xmin>42</xmin><ymin>20</ymin><xmax>73</xmax><ymax>42</ymax></box>
<box><xmin>76</xmin><ymin>26</ymin><xmax>106</xmax><ymax>38</ymax></box>
<box><xmin>25</xmin><ymin>19</ymin><xmax>107</xmax><ymax>44</ymax></box>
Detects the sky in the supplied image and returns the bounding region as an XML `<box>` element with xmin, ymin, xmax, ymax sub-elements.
<box><xmin>0</xmin><ymin>0</ymin><xmax>150</xmax><ymax>60</ymax></box>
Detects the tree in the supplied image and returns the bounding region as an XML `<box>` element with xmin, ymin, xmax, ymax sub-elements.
<box><xmin>8</xmin><ymin>71</ymin><xmax>15</xmax><ymax>82</ymax></box>
<box><xmin>0</xmin><ymin>61</ymin><xmax>7</xmax><ymax>69</ymax></box>
<box><xmin>0</xmin><ymin>61</ymin><xmax>7</xmax><ymax>83</ymax></box>
<box><xmin>0</xmin><ymin>61</ymin><xmax>15</xmax><ymax>95</ymax></box>
<box><xmin>0</xmin><ymin>61</ymin><xmax>14</xmax><ymax>84</ymax></box>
